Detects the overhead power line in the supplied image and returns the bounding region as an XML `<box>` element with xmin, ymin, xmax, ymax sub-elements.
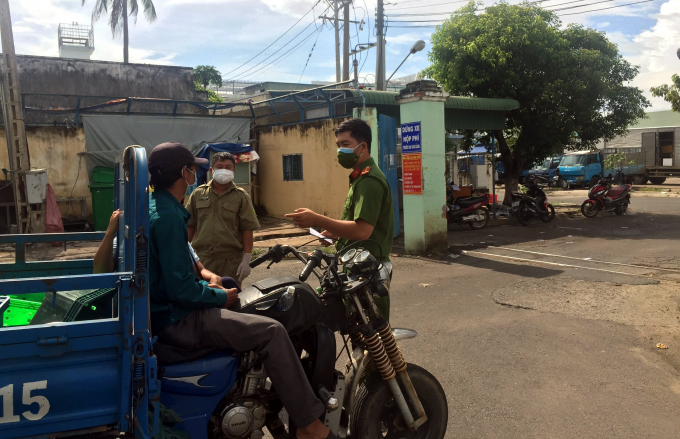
<box><xmin>225</xmin><ymin>18</ymin><xmax>322</xmax><ymax>82</ymax></box>
<box><xmin>298</xmin><ymin>27</ymin><xmax>324</xmax><ymax>82</ymax></box>
<box><xmin>385</xmin><ymin>0</ymin><xmax>470</xmax><ymax>10</ymax></box>
<box><xmin>234</xmin><ymin>26</ymin><xmax>324</xmax><ymax>82</ymax></box>
<box><xmin>385</xmin><ymin>0</ymin><xmax>654</xmax><ymax>25</ymax></box>
<box><xmin>221</xmin><ymin>0</ymin><xmax>322</xmax><ymax>78</ymax></box>
<box><xmin>558</xmin><ymin>0</ymin><xmax>653</xmax><ymax>15</ymax></box>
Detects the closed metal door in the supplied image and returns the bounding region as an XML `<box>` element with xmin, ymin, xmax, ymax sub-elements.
<box><xmin>378</xmin><ymin>115</ymin><xmax>400</xmax><ymax>238</ymax></box>
<box><xmin>642</xmin><ymin>132</ymin><xmax>657</xmax><ymax>167</ymax></box>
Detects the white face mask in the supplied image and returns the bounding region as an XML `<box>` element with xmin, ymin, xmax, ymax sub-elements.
<box><xmin>213</xmin><ymin>169</ymin><xmax>234</xmax><ymax>185</ymax></box>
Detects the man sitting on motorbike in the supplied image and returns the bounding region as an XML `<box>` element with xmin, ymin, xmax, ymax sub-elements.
<box><xmin>147</xmin><ymin>142</ymin><xmax>332</xmax><ymax>439</ymax></box>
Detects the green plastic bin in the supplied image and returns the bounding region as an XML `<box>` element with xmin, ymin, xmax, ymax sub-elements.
<box><xmin>3</xmin><ymin>298</ymin><xmax>40</xmax><ymax>327</ymax></box>
<box><xmin>90</xmin><ymin>166</ymin><xmax>115</xmax><ymax>231</ymax></box>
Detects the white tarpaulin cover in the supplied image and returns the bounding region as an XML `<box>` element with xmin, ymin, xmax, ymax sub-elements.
<box><xmin>82</xmin><ymin>114</ymin><xmax>250</xmax><ymax>178</ymax></box>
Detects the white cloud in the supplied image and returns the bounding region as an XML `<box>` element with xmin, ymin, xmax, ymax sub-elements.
<box><xmin>596</xmin><ymin>21</ymin><xmax>610</xmax><ymax>28</ymax></box>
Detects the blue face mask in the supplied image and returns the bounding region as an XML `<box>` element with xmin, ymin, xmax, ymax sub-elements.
<box><xmin>337</xmin><ymin>147</ymin><xmax>355</xmax><ymax>154</ymax></box>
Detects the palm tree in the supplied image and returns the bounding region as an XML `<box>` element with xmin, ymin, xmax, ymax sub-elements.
<box><xmin>82</xmin><ymin>0</ymin><xmax>157</xmax><ymax>64</ymax></box>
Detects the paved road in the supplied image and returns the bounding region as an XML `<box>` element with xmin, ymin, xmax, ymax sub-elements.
<box><xmin>249</xmin><ymin>194</ymin><xmax>680</xmax><ymax>439</ymax></box>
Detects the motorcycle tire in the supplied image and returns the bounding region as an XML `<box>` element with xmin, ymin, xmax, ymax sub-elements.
<box><xmin>559</xmin><ymin>179</ymin><xmax>570</xmax><ymax>190</ymax></box>
<box><xmin>351</xmin><ymin>363</ymin><xmax>448</xmax><ymax>439</ymax></box>
<box><xmin>468</xmin><ymin>207</ymin><xmax>490</xmax><ymax>230</ymax></box>
<box><xmin>516</xmin><ymin>205</ymin><xmax>531</xmax><ymax>227</ymax></box>
<box><xmin>615</xmin><ymin>204</ymin><xmax>627</xmax><ymax>216</ymax></box>
<box><xmin>581</xmin><ymin>200</ymin><xmax>598</xmax><ymax>218</ymax></box>
<box><xmin>539</xmin><ymin>204</ymin><xmax>556</xmax><ymax>223</ymax></box>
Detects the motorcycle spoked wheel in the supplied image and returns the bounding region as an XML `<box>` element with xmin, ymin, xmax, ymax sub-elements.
<box><xmin>581</xmin><ymin>200</ymin><xmax>599</xmax><ymax>218</ymax></box>
<box><xmin>516</xmin><ymin>205</ymin><xmax>532</xmax><ymax>226</ymax></box>
<box><xmin>351</xmin><ymin>364</ymin><xmax>448</xmax><ymax>439</ymax></box>
<box><xmin>468</xmin><ymin>207</ymin><xmax>490</xmax><ymax>229</ymax></box>
<box><xmin>615</xmin><ymin>204</ymin><xmax>628</xmax><ymax>216</ymax></box>
<box><xmin>539</xmin><ymin>204</ymin><xmax>555</xmax><ymax>223</ymax></box>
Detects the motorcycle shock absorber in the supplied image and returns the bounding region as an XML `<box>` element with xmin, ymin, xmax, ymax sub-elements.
<box><xmin>377</xmin><ymin>322</ymin><xmax>428</xmax><ymax>429</ymax></box>
<box><xmin>363</xmin><ymin>289</ymin><xmax>429</xmax><ymax>430</ymax></box>
<box><xmin>349</xmin><ymin>292</ymin><xmax>416</xmax><ymax>429</ymax></box>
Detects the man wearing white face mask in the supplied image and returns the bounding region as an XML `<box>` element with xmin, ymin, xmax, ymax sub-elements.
<box><xmin>185</xmin><ymin>152</ymin><xmax>260</xmax><ymax>286</ymax></box>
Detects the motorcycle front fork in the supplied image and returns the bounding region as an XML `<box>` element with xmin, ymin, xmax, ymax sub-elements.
<box><xmin>349</xmin><ymin>291</ymin><xmax>428</xmax><ymax>430</ymax></box>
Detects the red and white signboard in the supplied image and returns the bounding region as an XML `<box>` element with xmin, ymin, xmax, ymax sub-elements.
<box><xmin>402</xmin><ymin>153</ymin><xmax>422</xmax><ymax>195</ymax></box>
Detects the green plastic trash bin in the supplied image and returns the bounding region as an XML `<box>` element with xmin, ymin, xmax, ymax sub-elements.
<box><xmin>89</xmin><ymin>166</ymin><xmax>115</xmax><ymax>232</ymax></box>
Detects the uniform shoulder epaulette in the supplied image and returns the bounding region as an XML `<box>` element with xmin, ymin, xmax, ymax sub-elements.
<box><xmin>361</xmin><ymin>166</ymin><xmax>371</xmax><ymax>176</ymax></box>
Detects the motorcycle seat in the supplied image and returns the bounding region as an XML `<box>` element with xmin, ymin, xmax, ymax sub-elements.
<box><xmin>457</xmin><ymin>196</ymin><xmax>488</xmax><ymax>207</ymax></box>
<box><xmin>608</xmin><ymin>185</ymin><xmax>631</xmax><ymax>198</ymax></box>
<box><xmin>155</xmin><ymin>340</ymin><xmax>223</xmax><ymax>365</ymax></box>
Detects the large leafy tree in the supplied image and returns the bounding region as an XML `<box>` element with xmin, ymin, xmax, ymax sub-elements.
<box><xmin>650</xmin><ymin>74</ymin><xmax>680</xmax><ymax>112</ymax></box>
<box><xmin>194</xmin><ymin>65</ymin><xmax>223</xmax><ymax>89</ymax></box>
<box><xmin>426</xmin><ymin>1</ymin><xmax>649</xmax><ymax>203</ymax></box>
<box><xmin>82</xmin><ymin>0</ymin><xmax>157</xmax><ymax>64</ymax></box>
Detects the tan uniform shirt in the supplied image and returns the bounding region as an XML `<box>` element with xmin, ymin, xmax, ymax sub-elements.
<box><xmin>185</xmin><ymin>181</ymin><xmax>260</xmax><ymax>260</ymax></box>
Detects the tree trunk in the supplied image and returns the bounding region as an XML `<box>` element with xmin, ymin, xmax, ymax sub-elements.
<box><xmin>494</xmin><ymin>130</ymin><xmax>524</xmax><ymax>206</ymax></box>
<box><xmin>123</xmin><ymin>0</ymin><xmax>129</xmax><ymax>64</ymax></box>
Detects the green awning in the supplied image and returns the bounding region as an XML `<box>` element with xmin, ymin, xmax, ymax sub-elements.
<box><xmin>350</xmin><ymin>90</ymin><xmax>518</xmax><ymax>130</ymax></box>
<box><xmin>350</xmin><ymin>90</ymin><xmax>519</xmax><ymax>111</ymax></box>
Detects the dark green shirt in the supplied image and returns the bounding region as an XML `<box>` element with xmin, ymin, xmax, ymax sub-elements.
<box><xmin>336</xmin><ymin>157</ymin><xmax>394</xmax><ymax>262</ymax></box>
<box><xmin>149</xmin><ymin>189</ymin><xmax>227</xmax><ymax>334</ymax></box>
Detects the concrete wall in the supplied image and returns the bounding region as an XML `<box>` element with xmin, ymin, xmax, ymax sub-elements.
<box><xmin>0</xmin><ymin>126</ymin><xmax>90</xmax><ymax>218</ymax></box>
<box><xmin>5</xmin><ymin>55</ymin><xmax>210</xmax><ymax>124</ymax></box>
<box><xmin>256</xmin><ymin>118</ymin><xmax>350</xmax><ymax>219</ymax></box>
<box><xmin>13</xmin><ymin>55</ymin><xmax>206</xmax><ymax>99</ymax></box>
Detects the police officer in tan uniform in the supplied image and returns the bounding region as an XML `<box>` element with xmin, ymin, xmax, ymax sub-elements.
<box><xmin>185</xmin><ymin>152</ymin><xmax>260</xmax><ymax>285</ymax></box>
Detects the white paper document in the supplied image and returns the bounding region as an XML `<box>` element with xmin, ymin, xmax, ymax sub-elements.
<box><xmin>310</xmin><ymin>228</ymin><xmax>334</xmax><ymax>245</ymax></box>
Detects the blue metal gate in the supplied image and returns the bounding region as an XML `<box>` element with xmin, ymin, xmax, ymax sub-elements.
<box><xmin>378</xmin><ymin>114</ymin><xmax>400</xmax><ymax>237</ymax></box>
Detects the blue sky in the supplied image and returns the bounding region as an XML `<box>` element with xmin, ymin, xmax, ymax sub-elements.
<box><xmin>10</xmin><ymin>0</ymin><xmax>680</xmax><ymax>110</ymax></box>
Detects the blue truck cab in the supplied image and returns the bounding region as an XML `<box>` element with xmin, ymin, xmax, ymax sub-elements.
<box><xmin>529</xmin><ymin>156</ymin><xmax>563</xmax><ymax>180</ymax></box>
<box><xmin>0</xmin><ymin>148</ymin><xmax>160</xmax><ymax>439</ymax></box>
<box><xmin>558</xmin><ymin>151</ymin><xmax>603</xmax><ymax>188</ymax></box>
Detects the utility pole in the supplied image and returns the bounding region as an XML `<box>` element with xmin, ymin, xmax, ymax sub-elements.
<box><xmin>0</xmin><ymin>0</ymin><xmax>31</xmax><ymax>233</ymax></box>
<box><xmin>334</xmin><ymin>0</ymin><xmax>341</xmax><ymax>83</ymax></box>
<box><xmin>376</xmin><ymin>0</ymin><xmax>386</xmax><ymax>91</ymax></box>
<box><xmin>353</xmin><ymin>58</ymin><xmax>358</xmax><ymax>85</ymax></box>
<box><xmin>342</xmin><ymin>1</ymin><xmax>351</xmax><ymax>85</ymax></box>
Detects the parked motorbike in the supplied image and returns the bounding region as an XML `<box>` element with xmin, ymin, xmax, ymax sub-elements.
<box><xmin>510</xmin><ymin>179</ymin><xmax>555</xmax><ymax>226</ymax></box>
<box><xmin>446</xmin><ymin>186</ymin><xmax>491</xmax><ymax>229</ymax></box>
<box><xmin>581</xmin><ymin>175</ymin><xmax>632</xmax><ymax>217</ymax></box>
<box><xmin>552</xmin><ymin>168</ymin><xmax>569</xmax><ymax>190</ymax></box>
<box><xmin>155</xmin><ymin>243</ymin><xmax>448</xmax><ymax>439</ymax></box>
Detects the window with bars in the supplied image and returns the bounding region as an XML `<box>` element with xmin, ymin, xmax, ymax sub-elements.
<box><xmin>283</xmin><ymin>154</ymin><xmax>303</xmax><ymax>181</ymax></box>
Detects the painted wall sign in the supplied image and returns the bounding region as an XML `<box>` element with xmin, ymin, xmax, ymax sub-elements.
<box><xmin>401</xmin><ymin>122</ymin><xmax>422</xmax><ymax>153</ymax></box>
<box><xmin>402</xmin><ymin>153</ymin><xmax>423</xmax><ymax>195</ymax></box>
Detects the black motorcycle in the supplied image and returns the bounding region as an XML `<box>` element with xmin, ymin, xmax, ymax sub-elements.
<box><xmin>510</xmin><ymin>179</ymin><xmax>556</xmax><ymax>226</ymax></box>
<box><xmin>552</xmin><ymin>168</ymin><xmax>569</xmax><ymax>190</ymax></box>
<box><xmin>221</xmin><ymin>243</ymin><xmax>449</xmax><ymax>438</ymax></box>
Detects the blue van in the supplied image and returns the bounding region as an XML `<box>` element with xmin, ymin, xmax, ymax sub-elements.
<box><xmin>558</xmin><ymin>151</ymin><xmax>604</xmax><ymax>188</ymax></box>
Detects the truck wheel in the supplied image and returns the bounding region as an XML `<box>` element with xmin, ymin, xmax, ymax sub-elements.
<box><xmin>589</xmin><ymin>176</ymin><xmax>600</xmax><ymax>187</ymax></box>
<box><xmin>559</xmin><ymin>179</ymin><xmax>570</xmax><ymax>190</ymax></box>
<box><xmin>649</xmin><ymin>177</ymin><xmax>666</xmax><ymax>185</ymax></box>
<box><xmin>632</xmin><ymin>175</ymin><xmax>647</xmax><ymax>185</ymax></box>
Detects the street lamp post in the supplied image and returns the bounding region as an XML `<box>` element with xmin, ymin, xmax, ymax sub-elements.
<box><xmin>385</xmin><ymin>40</ymin><xmax>426</xmax><ymax>89</ymax></box>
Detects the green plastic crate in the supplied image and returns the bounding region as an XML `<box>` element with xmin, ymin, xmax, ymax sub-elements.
<box><xmin>10</xmin><ymin>293</ymin><xmax>45</xmax><ymax>304</ymax></box>
<box><xmin>3</xmin><ymin>298</ymin><xmax>40</xmax><ymax>327</ymax></box>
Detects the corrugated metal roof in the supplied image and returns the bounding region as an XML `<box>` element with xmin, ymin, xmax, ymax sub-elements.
<box><xmin>350</xmin><ymin>90</ymin><xmax>519</xmax><ymax>111</ymax></box>
<box><xmin>631</xmin><ymin>110</ymin><xmax>680</xmax><ymax>129</ymax></box>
